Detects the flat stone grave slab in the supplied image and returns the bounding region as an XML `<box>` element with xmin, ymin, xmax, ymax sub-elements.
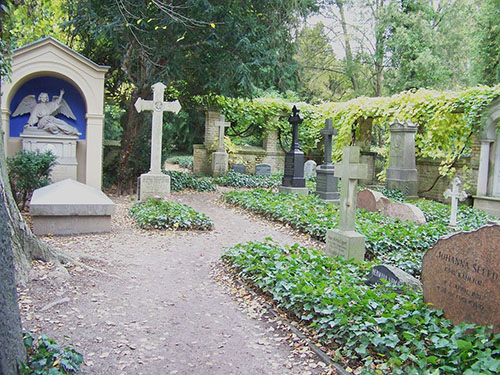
<box><xmin>30</xmin><ymin>179</ymin><xmax>115</xmax><ymax>235</ymax></box>
<box><xmin>366</xmin><ymin>264</ymin><xmax>422</xmax><ymax>292</ymax></box>
<box><xmin>232</xmin><ymin>164</ymin><xmax>246</xmax><ymax>174</ymax></box>
<box><xmin>255</xmin><ymin>163</ymin><xmax>271</xmax><ymax>177</ymax></box>
<box><xmin>422</xmin><ymin>225</ymin><xmax>500</xmax><ymax>333</ymax></box>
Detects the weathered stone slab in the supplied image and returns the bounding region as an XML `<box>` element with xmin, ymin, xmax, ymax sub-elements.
<box><xmin>212</xmin><ymin>151</ymin><xmax>229</xmax><ymax>176</ymax></box>
<box><xmin>232</xmin><ymin>163</ymin><xmax>246</xmax><ymax>174</ymax></box>
<box><xmin>382</xmin><ymin>201</ymin><xmax>426</xmax><ymax>225</ymax></box>
<box><xmin>138</xmin><ymin>173</ymin><xmax>170</xmax><ymax>201</ymax></box>
<box><xmin>304</xmin><ymin>160</ymin><xmax>317</xmax><ymax>177</ymax></box>
<box><xmin>366</xmin><ymin>264</ymin><xmax>422</xmax><ymax>292</ymax></box>
<box><xmin>422</xmin><ymin>225</ymin><xmax>500</xmax><ymax>333</ymax></box>
<box><xmin>357</xmin><ymin>189</ymin><xmax>390</xmax><ymax>213</ymax></box>
<box><xmin>325</xmin><ymin>229</ymin><xmax>365</xmax><ymax>261</ymax></box>
<box><xmin>30</xmin><ymin>178</ymin><xmax>115</xmax><ymax>235</ymax></box>
<box><xmin>255</xmin><ymin>163</ymin><xmax>271</xmax><ymax>176</ymax></box>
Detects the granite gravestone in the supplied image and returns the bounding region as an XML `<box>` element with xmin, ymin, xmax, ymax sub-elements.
<box><xmin>422</xmin><ymin>225</ymin><xmax>500</xmax><ymax>333</ymax></box>
<box><xmin>135</xmin><ymin>82</ymin><xmax>181</xmax><ymax>200</ymax></box>
<box><xmin>255</xmin><ymin>163</ymin><xmax>271</xmax><ymax>177</ymax></box>
<box><xmin>212</xmin><ymin>115</ymin><xmax>231</xmax><ymax>176</ymax></box>
<box><xmin>366</xmin><ymin>264</ymin><xmax>422</xmax><ymax>292</ymax></box>
<box><xmin>232</xmin><ymin>164</ymin><xmax>246</xmax><ymax>174</ymax></box>
<box><xmin>444</xmin><ymin>177</ymin><xmax>467</xmax><ymax>228</ymax></box>
<box><xmin>314</xmin><ymin>119</ymin><xmax>339</xmax><ymax>203</ymax></box>
<box><xmin>279</xmin><ymin>106</ymin><xmax>308</xmax><ymax>195</ymax></box>
<box><xmin>304</xmin><ymin>160</ymin><xmax>317</xmax><ymax>177</ymax></box>
<box><xmin>386</xmin><ymin>119</ymin><xmax>418</xmax><ymax>198</ymax></box>
<box><xmin>325</xmin><ymin>146</ymin><xmax>368</xmax><ymax>261</ymax></box>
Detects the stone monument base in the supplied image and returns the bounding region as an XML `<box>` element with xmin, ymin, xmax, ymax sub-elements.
<box><xmin>138</xmin><ymin>172</ymin><xmax>170</xmax><ymax>201</ymax></box>
<box><xmin>326</xmin><ymin>228</ymin><xmax>365</xmax><ymax>261</ymax></box>
<box><xmin>278</xmin><ymin>186</ymin><xmax>309</xmax><ymax>195</ymax></box>
<box><xmin>212</xmin><ymin>151</ymin><xmax>228</xmax><ymax>176</ymax></box>
<box><xmin>30</xmin><ymin>179</ymin><xmax>115</xmax><ymax>236</ymax></box>
<box><xmin>314</xmin><ymin>167</ymin><xmax>339</xmax><ymax>203</ymax></box>
<box><xmin>473</xmin><ymin>195</ymin><xmax>500</xmax><ymax>217</ymax></box>
<box><xmin>386</xmin><ymin>168</ymin><xmax>418</xmax><ymax>198</ymax></box>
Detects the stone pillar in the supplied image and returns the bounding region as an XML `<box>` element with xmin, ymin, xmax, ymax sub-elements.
<box><xmin>85</xmin><ymin>113</ymin><xmax>104</xmax><ymax>190</ymax></box>
<box><xmin>386</xmin><ymin>119</ymin><xmax>418</xmax><ymax>197</ymax></box>
<box><xmin>204</xmin><ymin>110</ymin><xmax>221</xmax><ymax>147</ymax></box>
<box><xmin>477</xmin><ymin>139</ymin><xmax>493</xmax><ymax>196</ymax></box>
<box><xmin>356</xmin><ymin>117</ymin><xmax>373</xmax><ymax>152</ymax></box>
<box><xmin>263</xmin><ymin>130</ymin><xmax>278</xmax><ymax>152</ymax></box>
<box><xmin>1</xmin><ymin>108</ymin><xmax>9</xmax><ymax>153</ymax></box>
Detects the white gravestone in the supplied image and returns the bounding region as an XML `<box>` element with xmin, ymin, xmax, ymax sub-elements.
<box><xmin>326</xmin><ymin>146</ymin><xmax>368</xmax><ymax>261</ymax></box>
<box><xmin>444</xmin><ymin>177</ymin><xmax>467</xmax><ymax>228</ymax></box>
<box><xmin>212</xmin><ymin>115</ymin><xmax>231</xmax><ymax>176</ymax></box>
<box><xmin>304</xmin><ymin>160</ymin><xmax>317</xmax><ymax>177</ymax></box>
<box><xmin>135</xmin><ymin>82</ymin><xmax>181</xmax><ymax>200</ymax></box>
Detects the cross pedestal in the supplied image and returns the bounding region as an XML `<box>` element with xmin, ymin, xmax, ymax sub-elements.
<box><xmin>212</xmin><ymin>115</ymin><xmax>231</xmax><ymax>176</ymax></box>
<box><xmin>134</xmin><ymin>82</ymin><xmax>182</xmax><ymax>201</ymax></box>
<box><xmin>444</xmin><ymin>177</ymin><xmax>467</xmax><ymax>229</ymax></box>
<box><xmin>315</xmin><ymin>118</ymin><xmax>339</xmax><ymax>203</ymax></box>
<box><xmin>326</xmin><ymin>146</ymin><xmax>368</xmax><ymax>261</ymax></box>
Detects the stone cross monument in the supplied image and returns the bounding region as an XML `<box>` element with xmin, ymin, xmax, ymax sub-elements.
<box><xmin>326</xmin><ymin>146</ymin><xmax>368</xmax><ymax>261</ymax></box>
<box><xmin>386</xmin><ymin>119</ymin><xmax>418</xmax><ymax>198</ymax></box>
<box><xmin>279</xmin><ymin>105</ymin><xmax>308</xmax><ymax>195</ymax></box>
<box><xmin>444</xmin><ymin>177</ymin><xmax>467</xmax><ymax>228</ymax></box>
<box><xmin>314</xmin><ymin>118</ymin><xmax>339</xmax><ymax>203</ymax></box>
<box><xmin>135</xmin><ymin>82</ymin><xmax>182</xmax><ymax>200</ymax></box>
<box><xmin>211</xmin><ymin>115</ymin><xmax>231</xmax><ymax>176</ymax></box>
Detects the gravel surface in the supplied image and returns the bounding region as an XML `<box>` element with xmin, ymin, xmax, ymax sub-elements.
<box><xmin>19</xmin><ymin>191</ymin><xmax>333</xmax><ymax>375</ymax></box>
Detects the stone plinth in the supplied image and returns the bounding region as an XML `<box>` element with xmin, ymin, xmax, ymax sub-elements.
<box><xmin>138</xmin><ymin>173</ymin><xmax>170</xmax><ymax>201</ymax></box>
<box><xmin>326</xmin><ymin>229</ymin><xmax>365</xmax><ymax>261</ymax></box>
<box><xmin>278</xmin><ymin>185</ymin><xmax>309</xmax><ymax>195</ymax></box>
<box><xmin>212</xmin><ymin>151</ymin><xmax>228</xmax><ymax>176</ymax></box>
<box><xmin>473</xmin><ymin>196</ymin><xmax>500</xmax><ymax>217</ymax></box>
<box><xmin>30</xmin><ymin>179</ymin><xmax>115</xmax><ymax>235</ymax></box>
<box><xmin>314</xmin><ymin>166</ymin><xmax>339</xmax><ymax>203</ymax></box>
<box><xmin>21</xmin><ymin>128</ymin><xmax>78</xmax><ymax>182</ymax></box>
<box><xmin>282</xmin><ymin>149</ymin><xmax>306</xmax><ymax>188</ymax></box>
<box><xmin>386</xmin><ymin>120</ymin><xmax>418</xmax><ymax>197</ymax></box>
<box><xmin>422</xmin><ymin>225</ymin><xmax>500</xmax><ymax>333</ymax></box>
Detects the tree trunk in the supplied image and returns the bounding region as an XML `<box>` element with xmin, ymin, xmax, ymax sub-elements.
<box><xmin>336</xmin><ymin>0</ymin><xmax>359</xmax><ymax>93</ymax></box>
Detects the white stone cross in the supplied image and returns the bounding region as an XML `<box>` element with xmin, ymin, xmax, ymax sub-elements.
<box><xmin>215</xmin><ymin>115</ymin><xmax>231</xmax><ymax>152</ymax></box>
<box><xmin>334</xmin><ymin>146</ymin><xmax>368</xmax><ymax>231</ymax></box>
<box><xmin>444</xmin><ymin>177</ymin><xmax>467</xmax><ymax>228</ymax></box>
<box><xmin>134</xmin><ymin>82</ymin><xmax>182</xmax><ymax>174</ymax></box>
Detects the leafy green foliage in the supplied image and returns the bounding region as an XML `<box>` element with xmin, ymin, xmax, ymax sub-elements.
<box><xmin>22</xmin><ymin>332</ymin><xmax>83</xmax><ymax>375</ymax></box>
<box><xmin>7</xmin><ymin>150</ymin><xmax>57</xmax><ymax>210</ymax></box>
<box><xmin>222</xmin><ymin>189</ymin><xmax>491</xmax><ymax>276</ymax></box>
<box><xmin>222</xmin><ymin>240</ymin><xmax>500</xmax><ymax>374</ymax></box>
<box><xmin>165</xmin><ymin>155</ymin><xmax>194</xmax><ymax>170</ymax></box>
<box><xmin>163</xmin><ymin>171</ymin><xmax>216</xmax><ymax>192</ymax></box>
<box><xmin>214</xmin><ymin>171</ymin><xmax>281</xmax><ymax>188</ymax></box>
<box><xmin>129</xmin><ymin>197</ymin><xmax>213</xmax><ymax>231</ymax></box>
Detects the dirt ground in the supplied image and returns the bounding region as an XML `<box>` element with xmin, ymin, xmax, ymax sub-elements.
<box><xmin>19</xmin><ymin>190</ymin><xmax>336</xmax><ymax>375</ymax></box>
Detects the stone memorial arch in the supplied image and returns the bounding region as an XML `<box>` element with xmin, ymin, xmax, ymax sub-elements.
<box><xmin>1</xmin><ymin>37</ymin><xmax>108</xmax><ymax>190</ymax></box>
<box><xmin>473</xmin><ymin>96</ymin><xmax>500</xmax><ymax>216</ymax></box>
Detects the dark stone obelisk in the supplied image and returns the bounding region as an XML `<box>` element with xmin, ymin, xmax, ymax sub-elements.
<box><xmin>314</xmin><ymin>118</ymin><xmax>339</xmax><ymax>203</ymax></box>
<box><xmin>279</xmin><ymin>106</ymin><xmax>308</xmax><ymax>195</ymax></box>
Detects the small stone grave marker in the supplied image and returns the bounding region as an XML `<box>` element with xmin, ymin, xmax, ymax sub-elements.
<box><xmin>366</xmin><ymin>264</ymin><xmax>422</xmax><ymax>292</ymax></box>
<box><xmin>255</xmin><ymin>163</ymin><xmax>271</xmax><ymax>177</ymax></box>
<box><xmin>444</xmin><ymin>177</ymin><xmax>467</xmax><ymax>228</ymax></box>
<box><xmin>422</xmin><ymin>225</ymin><xmax>500</xmax><ymax>333</ymax></box>
<box><xmin>304</xmin><ymin>160</ymin><xmax>317</xmax><ymax>177</ymax></box>
<box><xmin>232</xmin><ymin>164</ymin><xmax>246</xmax><ymax>174</ymax></box>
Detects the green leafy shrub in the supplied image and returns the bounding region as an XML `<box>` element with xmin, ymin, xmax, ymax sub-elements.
<box><xmin>214</xmin><ymin>170</ymin><xmax>281</xmax><ymax>188</ymax></box>
<box><xmin>223</xmin><ymin>240</ymin><xmax>500</xmax><ymax>375</ymax></box>
<box><xmin>165</xmin><ymin>155</ymin><xmax>194</xmax><ymax>170</ymax></box>
<box><xmin>222</xmin><ymin>189</ymin><xmax>491</xmax><ymax>276</ymax></box>
<box><xmin>7</xmin><ymin>150</ymin><xmax>57</xmax><ymax>210</ymax></box>
<box><xmin>22</xmin><ymin>332</ymin><xmax>83</xmax><ymax>374</ymax></box>
<box><xmin>129</xmin><ymin>197</ymin><xmax>213</xmax><ymax>230</ymax></box>
<box><xmin>163</xmin><ymin>170</ymin><xmax>216</xmax><ymax>192</ymax></box>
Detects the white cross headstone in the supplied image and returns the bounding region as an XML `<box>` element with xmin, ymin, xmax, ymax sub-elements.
<box><xmin>334</xmin><ymin>146</ymin><xmax>369</xmax><ymax>231</ymax></box>
<box><xmin>135</xmin><ymin>82</ymin><xmax>182</xmax><ymax>174</ymax></box>
<box><xmin>215</xmin><ymin>115</ymin><xmax>231</xmax><ymax>152</ymax></box>
<box><xmin>444</xmin><ymin>177</ymin><xmax>467</xmax><ymax>228</ymax></box>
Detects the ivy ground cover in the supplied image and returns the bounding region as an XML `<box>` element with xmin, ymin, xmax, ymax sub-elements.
<box><xmin>129</xmin><ymin>197</ymin><xmax>213</xmax><ymax>230</ymax></box>
<box><xmin>222</xmin><ymin>189</ymin><xmax>491</xmax><ymax>276</ymax></box>
<box><xmin>223</xmin><ymin>240</ymin><xmax>500</xmax><ymax>375</ymax></box>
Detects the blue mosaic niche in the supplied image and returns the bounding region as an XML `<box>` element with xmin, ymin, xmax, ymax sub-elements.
<box><xmin>9</xmin><ymin>76</ymin><xmax>86</xmax><ymax>139</ymax></box>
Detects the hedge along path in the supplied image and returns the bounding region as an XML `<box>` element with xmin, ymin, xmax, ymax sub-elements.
<box><xmin>18</xmin><ymin>191</ymin><xmax>334</xmax><ymax>375</ymax></box>
<box><xmin>198</xmin><ymin>85</ymin><xmax>500</xmax><ymax>179</ymax></box>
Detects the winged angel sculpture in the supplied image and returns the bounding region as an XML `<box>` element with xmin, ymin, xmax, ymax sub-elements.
<box><xmin>12</xmin><ymin>89</ymin><xmax>81</xmax><ymax>136</ymax></box>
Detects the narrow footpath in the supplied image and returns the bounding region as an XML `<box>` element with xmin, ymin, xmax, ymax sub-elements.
<box><xmin>19</xmin><ymin>191</ymin><xmax>332</xmax><ymax>375</ymax></box>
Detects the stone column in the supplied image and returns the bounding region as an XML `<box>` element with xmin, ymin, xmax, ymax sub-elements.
<box><xmin>355</xmin><ymin>117</ymin><xmax>373</xmax><ymax>152</ymax></box>
<box><xmin>0</xmin><ymin>108</ymin><xmax>9</xmax><ymax>153</ymax></box>
<box><xmin>204</xmin><ymin>110</ymin><xmax>221</xmax><ymax>147</ymax></box>
<box><xmin>263</xmin><ymin>130</ymin><xmax>278</xmax><ymax>152</ymax></box>
<box><xmin>386</xmin><ymin>119</ymin><xmax>418</xmax><ymax>197</ymax></box>
<box><xmin>85</xmin><ymin>113</ymin><xmax>104</xmax><ymax>190</ymax></box>
<box><xmin>477</xmin><ymin>139</ymin><xmax>493</xmax><ymax>196</ymax></box>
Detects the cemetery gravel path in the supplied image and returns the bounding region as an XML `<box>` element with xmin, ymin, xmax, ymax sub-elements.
<box><xmin>18</xmin><ymin>191</ymin><xmax>333</xmax><ymax>375</ymax></box>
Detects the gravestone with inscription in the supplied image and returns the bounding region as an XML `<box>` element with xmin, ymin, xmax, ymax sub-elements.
<box><xmin>422</xmin><ymin>225</ymin><xmax>500</xmax><ymax>333</ymax></box>
<box><xmin>366</xmin><ymin>264</ymin><xmax>422</xmax><ymax>292</ymax></box>
<box><xmin>255</xmin><ymin>163</ymin><xmax>271</xmax><ymax>177</ymax></box>
<box><xmin>325</xmin><ymin>146</ymin><xmax>368</xmax><ymax>261</ymax></box>
<box><xmin>386</xmin><ymin>119</ymin><xmax>418</xmax><ymax>198</ymax></box>
<box><xmin>304</xmin><ymin>160</ymin><xmax>317</xmax><ymax>177</ymax></box>
<box><xmin>232</xmin><ymin>164</ymin><xmax>246</xmax><ymax>174</ymax></box>
<box><xmin>279</xmin><ymin>106</ymin><xmax>308</xmax><ymax>195</ymax></box>
<box><xmin>135</xmin><ymin>82</ymin><xmax>182</xmax><ymax>201</ymax></box>
<box><xmin>314</xmin><ymin>119</ymin><xmax>339</xmax><ymax>203</ymax></box>
<box><xmin>211</xmin><ymin>115</ymin><xmax>231</xmax><ymax>176</ymax></box>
